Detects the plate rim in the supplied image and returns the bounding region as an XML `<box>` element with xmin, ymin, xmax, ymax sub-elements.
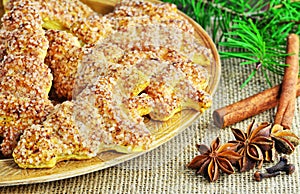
<box><xmin>0</xmin><ymin>0</ymin><xmax>221</xmax><ymax>187</ymax></box>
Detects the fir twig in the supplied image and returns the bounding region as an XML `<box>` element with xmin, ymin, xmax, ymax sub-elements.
<box><xmin>163</xmin><ymin>0</ymin><xmax>300</xmax><ymax>87</ymax></box>
<box><xmin>219</xmin><ymin>19</ymin><xmax>289</xmax><ymax>88</ymax></box>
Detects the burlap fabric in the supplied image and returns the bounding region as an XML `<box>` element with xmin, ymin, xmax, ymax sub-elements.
<box><xmin>1</xmin><ymin>43</ymin><xmax>299</xmax><ymax>194</ymax></box>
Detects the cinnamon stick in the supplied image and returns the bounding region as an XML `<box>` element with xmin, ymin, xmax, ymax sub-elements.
<box><xmin>213</xmin><ymin>79</ymin><xmax>300</xmax><ymax>128</ymax></box>
<box><xmin>274</xmin><ymin>34</ymin><xmax>299</xmax><ymax>129</ymax></box>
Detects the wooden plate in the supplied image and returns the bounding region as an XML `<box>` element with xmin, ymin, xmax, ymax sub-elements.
<box><xmin>0</xmin><ymin>0</ymin><xmax>221</xmax><ymax>186</ymax></box>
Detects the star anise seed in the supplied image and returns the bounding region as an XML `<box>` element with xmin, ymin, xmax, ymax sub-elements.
<box><xmin>229</xmin><ymin>121</ymin><xmax>274</xmax><ymax>172</ymax></box>
<box><xmin>196</xmin><ymin>144</ymin><xmax>209</xmax><ymax>154</ymax></box>
<box><xmin>188</xmin><ymin>137</ymin><xmax>242</xmax><ymax>182</ymax></box>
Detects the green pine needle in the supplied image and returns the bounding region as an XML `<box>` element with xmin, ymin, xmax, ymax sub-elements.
<box><xmin>162</xmin><ymin>0</ymin><xmax>300</xmax><ymax>88</ymax></box>
<box><xmin>219</xmin><ymin>19</ymin><xmax>290</xmax><ymax>87</ymax></box>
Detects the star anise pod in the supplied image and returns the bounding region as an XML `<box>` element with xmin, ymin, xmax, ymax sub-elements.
<box><xmin>188</xmin><ymin>137</ymin><xmax>242</xmax><ymax>182</ymax></box>
<box><xmin>270</xmin><ymin>124</ymin><xmax>300</xmax><ymax>154</ymax></box>
<box><xmin>229</xmin><ymin>121</ymin><xmax>274</xmax><ymax>172</ymax></box>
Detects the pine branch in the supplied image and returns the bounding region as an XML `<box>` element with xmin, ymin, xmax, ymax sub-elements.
<box><xmin>219</xmin><ymin>19</ymin><xmax>289</xmax><ymax>87</ymax></box>
<box><xmin>162</xmin><ymin>0</ymin><xmax>300</xmax><ymax>87</ymax></box>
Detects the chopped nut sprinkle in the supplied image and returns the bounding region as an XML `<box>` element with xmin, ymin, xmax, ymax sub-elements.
<box><xmin>1</xmin><ymin>0</ymin><xmax>214</xmax><ymax>168</ymax></box>
<box><xmin>45</xmin><ymin>30</ymin><xmax>83</xmax><ymax>100</ymax></box>
<box><xmin>0</xmin><ymin>1</ymin><xmax>53</xmax><ymax>156</ymax></box>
